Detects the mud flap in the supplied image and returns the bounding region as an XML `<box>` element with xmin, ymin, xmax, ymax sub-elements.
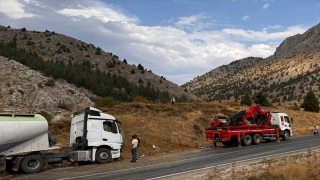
<box><xmin>0</xmin><ymin>155</ymin><xmax>5</xmax><ymax>177</ymax></box>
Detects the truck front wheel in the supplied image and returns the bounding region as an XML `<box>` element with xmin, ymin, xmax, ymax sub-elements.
<box><xmin>20</xmin><ymin>155</ymin><xmax>44</xmax><ymax>174</ymax></box>
<box><xmin>282</xmin><ymin>130</ymin><xmax>290</xmax><ymax>141</ymax></box>
<box><xmin>96</xmin><ymin>148</ymin><xmax>112</xmax><ymax>164</ymax></box>
<box><xmin>242</xmin><ymin>134</ymin><xmax>252</xmax><ymax>146</ymax></box>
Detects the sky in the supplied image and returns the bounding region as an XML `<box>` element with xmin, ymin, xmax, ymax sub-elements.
<box><xmin>0</xmin><ymin>0</ymin><xmax>319</xmax><ymax>85</ymax></box>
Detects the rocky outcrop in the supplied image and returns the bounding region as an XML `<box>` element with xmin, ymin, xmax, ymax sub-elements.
<box><xmin>0</xmin><ymin>56</ymin><xmax>95</xmax><ymax>121</ymax></box>
<box><xmin>274</xmin><ymin>23</ymin><xmax>320</xmax><ymax>60</ymax></box>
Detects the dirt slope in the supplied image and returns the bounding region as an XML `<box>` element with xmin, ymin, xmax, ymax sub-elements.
<box><xmin>50</xmin><ymin>102</ymin><xmax>320</xmax><ymax>159</ymax></box>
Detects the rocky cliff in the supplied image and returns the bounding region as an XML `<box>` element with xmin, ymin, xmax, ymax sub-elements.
<box><xmin>0</xmin><ymin>56</ymin><xmax>95</xmax><ymax>121</ymax></box>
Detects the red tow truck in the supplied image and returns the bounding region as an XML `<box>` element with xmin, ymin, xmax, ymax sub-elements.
<box><xmin>205</xmin><ymin>105</ymin><xmax>293</xmax><ymax>146</ymax></box>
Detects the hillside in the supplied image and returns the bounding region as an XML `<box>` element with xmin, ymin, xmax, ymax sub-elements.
<box><xmin>0</xmin><ymin>56</ymin><xmax>95</xmax><ymax>120</ymax></box>
<box><xmin>0</xmin><ymin>25</ymin><xmax>197</xmax><ymax>102</ymax></box>
<box><xmin>184</xmin><ymin>23</ymin><xmax>320</xmax><ymax>106</ymax></box>
<box><xmin>50</xmin><ymin>102</ymin><xmax>320</xmax><ymax>159</ymax></box>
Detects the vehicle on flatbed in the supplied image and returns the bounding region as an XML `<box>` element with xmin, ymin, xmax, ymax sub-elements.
<box><xmin>205</xmin><ymin>105</ymin><xmax>292</xmax><ymax>146</ymax></box>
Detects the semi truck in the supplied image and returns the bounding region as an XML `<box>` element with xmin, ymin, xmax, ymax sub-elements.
<box><xmin>205</xmin><ymin>105</ymin><xmax>292</xmax><ymax>146</ymax></box>
<box><xmin>0</xmin><ymin>106</ymin><xmax>123</xmax><ymax>174</ymax></box>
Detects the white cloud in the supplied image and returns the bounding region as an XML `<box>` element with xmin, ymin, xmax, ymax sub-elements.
<box><xmin>0</xmin><ymin>0</ymin><xmax>311</xmax><ymax>85</ymax></box>
<box><xmin>241</xmin><ymin>15</ymin><xmax>250</xmax><ymax>21</ymax></box>
<box><xmin>56</xmin><ymin>2</ymin><xmax>139</xmax><ymax>24</ymax></box>
<box><xmin>0</xmin><ymin>0</ymin><xmax>35</xmax><ymax>19</ymax></box>
<box><xmin>263</xmin><ymin>3</ymin><xmax>269</xmax><ymax>9</ymax></box>
<box><xmin>174</xmin><ymin>13</ymin><xmax>213</xmax><ymax>32</ymax></box>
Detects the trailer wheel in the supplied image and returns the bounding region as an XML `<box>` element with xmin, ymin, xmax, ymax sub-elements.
<box><xmin>95</xmin><ymin>148</ymin><xmax>112</xmax><ymax>164</ymax></box>
<box><xmin>242</xmin><ymin>134</ymin><xmax>252</xmax><ymax>146</ymax></box>
<box><xmin>282</xmin><ymin>130</ymin><xmax>290</xmax><ymax>141</ymax></box>
<box><xmin>252</xmin><ymin>134</ymin><xmax>262</xmax><ymax>145</ymax></box>
<box><xmin>20</xmin><ymin>155</ymin><xmax>44</xmax><ymax>174</ymax></box>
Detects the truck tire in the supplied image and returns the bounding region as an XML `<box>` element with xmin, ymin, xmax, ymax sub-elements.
<box><xmin>242</xmin><ymin>134</ymin><xmax>252</xmax><ymax>146</ymax></box>
<box><xmin>252</xmin><ymin>133</ymin><xmax>262</xmax><ymax>145</ymax></box>
<box><xmin>221</xmin><ymin>141</ymin><xmax>233</xmax><ymax>146</ymax></box>
<box><xmin>20</xmin><ymin>155</ymin><xmax>44</xmax><ymax>174</ymax></box>
<box><xmin>95</xmin><ymin>148</ymin><xmax>112</xmax><ymax>164</ymax></box>
<box><xmin>77</xmin><ymin>161</ymin><xmax>92</xmax><ymax>166</ymax></box>
<box><xmin>282</xmin><ymin>130</ymin><xmax>290</xmax><ymax>141</ymax></box>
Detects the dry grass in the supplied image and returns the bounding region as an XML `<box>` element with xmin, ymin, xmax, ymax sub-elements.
<box><xmin>49</xmin><ymin>102</ymin><xmax>320</xmax><ymax>160</ymax></box>
<box><xmin>204</xmin><ymin>147</ymin><xmax>320</xmax><ymax>180</ymax></box>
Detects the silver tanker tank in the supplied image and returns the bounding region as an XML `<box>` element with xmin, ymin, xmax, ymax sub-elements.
<box><xmin>0</xmin><ymin>113</ymin><xmax>55</xmax><ymax>156</ymax></box>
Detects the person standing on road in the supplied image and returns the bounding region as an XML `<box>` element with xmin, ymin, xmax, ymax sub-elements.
<box><xmin>131</xmin><ymin>135</ymin><xmax>138</xmax><ymax>163</ymax></box>
<box><xmin>314</xmin><ymin>123</ymin><xmax>319</xmax><ymax>135</ymax></box>
<box><xmin>135</xmin><ymin>135</ymin><xmax>141</xmax><ymax>161</ymax></box>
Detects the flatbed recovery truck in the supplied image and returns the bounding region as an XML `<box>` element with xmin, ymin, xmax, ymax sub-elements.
<box><xmin>205</xmin><ymin>105</ymin><xmax>292</xmax><ymax>146</ymax></box>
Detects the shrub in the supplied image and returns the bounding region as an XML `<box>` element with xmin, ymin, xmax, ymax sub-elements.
<box><xmin>302</xmin><ymin>91</ymin><xmax>319</xmax><ymax>112</ymax></box>
<box><xmin>45</xmin><ymin>79</ymin><xmax>55</xmax><ymax>86</ymax></box>
<box><xmin>56</xmin><ymin>48</ymin><xmax>62</xmax><ymax>54</ymax></box>
<box><xmin>240</xmin><ymin>92</ymin><xmax>252</xmax><ymax>106</ymax></box>
<box><xmin>137</xmin><ymin>64</ymin><xmax>144</xmax><ymax>70</ymax></box>
<box><xmin>288</xmin><ymin>103</ymin><xmax>300</xmax><ymax>111</ymax></box>
<box><xmin>133</xmin><ymin>96</ymin><xmax>148</xmax><ymax>103</ymax></box>
<box><xmin>131</xmin><ymin>69</ymin><xmax>135</xmax><ymax>74</ymax></box>
<box><xmin>57</xmin><ymin>101</ymin><xmax>71</xmax><ymax>110</ymax></box>
<box><xmin>94</xmin><ymin>97</ymin><xmax>116</xmax><ymax>108</ymax></box>
<box><xmin>38</xmin><ymin>111</ymin><xmax>52</xmax><ymax>124</ymax></box>
<box><xmin>8</xmin><ymin>88</ymin><xmax>14</xmax><ymax>94</ymax></box>
<box><xmin>95</xmin><ymin>49</ymin><xmax>101</xmax><ymax>55</ymax></box>
<box><xmin>26</xmin><ymin>41</ymin><xmax>34</xmax><ymax>46</ymax></box>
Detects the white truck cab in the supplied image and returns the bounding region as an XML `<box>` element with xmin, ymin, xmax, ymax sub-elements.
<box><xmin>70</xmin><ymin>107</ymin><xmax>123</xmax><ymax>163</ymax></box>
<box><xmin>271</xmin><ymin>112</ymin><xmax>293</xmax><ymax>140</ymax></box>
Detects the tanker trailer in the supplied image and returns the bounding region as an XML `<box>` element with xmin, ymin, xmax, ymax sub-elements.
<box><xmin>0</xmin><ymin>106</ymin><xmax>123</xmax><ymax>175</ymax></box>
<box><xmin>0</xmin><ymin>113</ymin><xmax>60</xmax><ymax>174</ymax></box>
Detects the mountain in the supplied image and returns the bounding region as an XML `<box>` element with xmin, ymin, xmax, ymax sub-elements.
<box><xmin>0</xmin><ymin>25</ymin><xmax>197</xmax><ymax>103</ymax></box>
<box><xmin>184</xmin><ymin>23</ymin><xmax>320</xmax><ymax>106</ymax></box>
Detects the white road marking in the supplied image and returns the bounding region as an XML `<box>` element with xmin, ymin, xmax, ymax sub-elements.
<box><xmin>58</xmin><ymin>137</ymin><xmax>320</xmax><ymax>180</ymax></box>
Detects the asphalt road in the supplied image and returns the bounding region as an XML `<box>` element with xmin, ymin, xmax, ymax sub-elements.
<box><xmin>50</xmin><ymin>135</ymin><xmax>320</xmax><ymax>180</ymax></box>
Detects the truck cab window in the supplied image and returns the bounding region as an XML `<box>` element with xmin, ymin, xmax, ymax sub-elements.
<box><xmin>103</xmin><ymin>121</ymin><xmax>112</xmax><ymax>132</ymax></box>
<box><xmin>284</xmin><ymin>116</ymin><xmax>290</xmax><ymax>123</ymax></box>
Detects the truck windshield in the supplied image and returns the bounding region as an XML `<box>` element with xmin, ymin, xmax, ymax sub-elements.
<box><xmin>284</xmin><ymin>116</ymin><xmax>290</xmax><ymax>123</ymax></box>
<box><xmin>103</xmin><ymin>121</ymin><xmax>118</xmax><ymax>133</ymax></box>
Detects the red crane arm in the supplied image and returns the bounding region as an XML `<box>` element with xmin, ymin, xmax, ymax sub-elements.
<box><xmin>241</xmin><ymin>105</ymin><xmax>271</xmax><ymax>124</ymax></box>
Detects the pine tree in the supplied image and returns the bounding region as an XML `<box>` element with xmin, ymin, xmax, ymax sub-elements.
<box><xmin>240</xmin><ymin>92</ymin><xmax>252</xmax><ymax>106</ymax></box>
<box><xmin>302</xmin><ymin>91</ymin><xmax>319</xmax><ymax>112</ymax></box>
<box><xmin>253</xmin><ymin>91</ymin><xmax>271</xmax><ymax>107</ymax></box>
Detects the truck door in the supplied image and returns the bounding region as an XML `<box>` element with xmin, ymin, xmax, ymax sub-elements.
<box><xmin>101</xmin><ymin>120</ymin><xmax>121</xmax><ymax>145</ymax></box>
